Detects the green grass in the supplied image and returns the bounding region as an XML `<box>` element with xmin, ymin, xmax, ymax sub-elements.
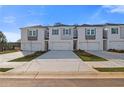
<box><xmin>74</xmin><ymin>50</ymin><xmax>107</xmax><ymax>61</ymax></box>
<box><xmin>9</xmin><ymin>51</ymin><xmax>46</xmax><ymax>62</ymax></box>
<box><xmin>0</xmin><ymin>68</ymin><xmax>13</xmax><ymax>72</ymax></box>
<box><xmin>94</xmin><ymin>67</ymin><xmax>124</xmax><ymax>72</ymax></box>
<box><xmin>108</xmin><ymin>49</ymin><xmax>124</xmax><ymax>53</ymax></box>
<box><xmin>0</xmin><ymin>50</ymin><xmax>18</xmax><ymax>54</ymax></box>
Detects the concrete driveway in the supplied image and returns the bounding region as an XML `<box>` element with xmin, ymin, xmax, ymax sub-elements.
<box><xmin>8</xmin><ymin>51</ymin><xmax>96</xmax><ymax>74</ymax></box>
<box><xmin>37</xmin><ymin>51</ymin><xmax>78</xmax><ymax>59</ymax></box>
<box><xmin>86</xmin><ymin>50</ymin><xmax>124</xmax><ymax>61</ymax></box>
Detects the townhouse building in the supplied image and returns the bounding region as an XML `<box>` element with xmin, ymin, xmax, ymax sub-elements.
<box><xmin>20</xmin><ymin>23</ymin><xmax>124</xmax><ymax>51</ymax></box>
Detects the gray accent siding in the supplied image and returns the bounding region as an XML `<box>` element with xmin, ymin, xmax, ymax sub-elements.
<box><xmin>120</xmin><ymin>27</ymin><xmax>124</xmax><ymax>39</ymax></box>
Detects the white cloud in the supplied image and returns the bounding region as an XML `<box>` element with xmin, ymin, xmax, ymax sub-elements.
<box><xmin>102</xmin><ymin>5</ymin><xmax>124</xmax><ymax>13</ymax></box>
<box><xmin>3</xmin><ymin>32</ymin><xmax>20</xmax><ymax>42</ymax></box>
<box><xmin>87</xmin><ymin>7</ymin><xmax>108</xmax><ymax>24</ymax></box>
<box><xmin>25</xmin><ymin>22</ymin><xmax>42</xmax><ymax>26</ymax></box>
<box><xmin>90</xmin><ymin>8</ymin><xmax>103</xmax><ymax>19</ymax></box>
<box><xmin>28</xmin><ymin>10</ymin><xmax>46</xmax><ymax>16</ymax></box>
<box><xmin>3</xmin><ymin>16</ymin><xmax>16</xmax><ymax>24</ymax></box>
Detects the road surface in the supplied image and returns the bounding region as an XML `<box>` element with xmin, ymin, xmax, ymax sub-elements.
<box><xmin>0</xmin><ymin>78</ymin><xmax>124</xmax><ymax>87</ymax></box>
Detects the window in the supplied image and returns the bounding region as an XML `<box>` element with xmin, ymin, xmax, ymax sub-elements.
<box><xmin>33</xmin><ymin>31</ymin><xmax>36</xmax><ymax>36</ymax></box>
<box><xmin>29</xmin><ymin>31</ymin><xmax>32</xmax><ymax>36</ymax></box>
<box><xmin>85</xmin><ymin>28</ymin><xmax>96</xmax><ymax>40</ymax></box>
<box><xmin>28</xmin><ymin>30</ymin><xmax>38</xmax><ymax>37</ymax></box>
<box><xmin>69</xmin><ymin>29</ymin><xmax>71</xmax><ymax>35</ymax></box>
<box><xmin>27</xmin><ymin>29</ymin><xmax>38</xmax><ymax>40</ymax></box>
<box><xmin>63</xmin><ymin>29</ymin><xmax>71</xmax><ymax>35</ymax></box>
<box><xmin>111</xmin><ymin>28</ymin><xmax>118</xmax><ymax>34</ymax></box>
<box><xmin>52</xmin><ymin>29</ymin><xmax>59</xmax><ymax>35</ymax></box>
<box><xmin>73</xmin><ymin>29</ymin><xmax>78</xmax><ymax>38</ymax></box>
<box><xmin>91</xmin><ymin>29</ymin><xmax>96</xmax><ymax>35</ymax></box>
<box><xmin>85</xmin><ymin>28</ymin><xmax>96</xmax><ymax>36</ymax></box>
<box><xmin>66</xmin><ymin>29</ymin><xmax>69</xmax><ymax>34</ymax></box>
<box><xmin>63</xmin><ymin>29</ymin><xmax>66</xmax><ymax>35</ymax></box>
<box><xmin>85</xmin><ymin>29</ymin><xmax>90</xmax><ymax>35</ymax></box>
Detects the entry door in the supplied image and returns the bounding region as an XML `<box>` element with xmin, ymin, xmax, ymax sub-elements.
<box><xmin>73</xmin><ymin>40</ymin><xmax>77</xmax><ymax>50</ymax></box>
<box><xmin>45</xmin><ymin>41</ymin><xmax>48</xmax><ymax>51</ymax></box>
<box><xmin>103</xmin><ymin>40</ymin><xmax>107</xmax><ymax>50</ymax></box>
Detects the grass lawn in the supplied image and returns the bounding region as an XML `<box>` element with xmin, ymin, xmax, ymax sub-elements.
<box><xmin>0</xmin><ymin>68</ymin><xmax>13</xmax><ymax>72</ymax></box>
<box><xmin>0</xmin><ymin>50</ymin><xmax>18</xmax><ymax>54</ymax></box>
<box><xmin>108</xmin><ymin>49</ymin><xmax>124</xmax><ymax>53</ymax></box>
<box><xmin>94</xmin><ymin>67</ymin><xmax>124</xmax><ymax>72</ymax></box>
<box><xmin>9</xmin><ymin>51</ymin><xmax>46</xmax><ymax>62</ymax></box>
<box><xmin>74</xmin><ymin>50</ymin><xmax>107</xmax><ymax>61</ymax></box>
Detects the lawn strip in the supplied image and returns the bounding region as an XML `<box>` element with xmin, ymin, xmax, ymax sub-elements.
<box><xmin>0</xmin><ymin>68</ymin><xmax>13</xmax><ymax>72</ymax></box>
<box><xmin>9</xmin><ymin>51</ymin><xmax>46</xmax><ymax>62</ymax></box>
<box><xmin>94</xmin><ymin>67</ymin><xmax>124</xmax><ymax>72</ymax></box>
<box><xmin>74</xmin><ymin>50</ymin><xmax>107</xmax><ymax>61</ymax></box>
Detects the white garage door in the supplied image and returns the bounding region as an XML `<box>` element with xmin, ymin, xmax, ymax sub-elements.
<box><xmin>87</xmin><ymin>43</ymin><xmax>99</xmax><ymax>50</ymax></box>
<box><xmin>51</xmin><ymin>42</ymin><xmax>72</xmax><ymax>50</ymax></box>
<box><xmin>79</xmin><ymin>42</ymin><xmax>99</xmax><ymax>50</ymax></box>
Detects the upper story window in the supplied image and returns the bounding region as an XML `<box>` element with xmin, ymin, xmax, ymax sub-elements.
<box><xmin>63</xmin><ymin>28</ymin><xmax>71</xmax><ymax>35</ymax></box>
<box><xmin>28</xmin><ymin>30</ymin><xmax>38</xmax><ymax>37</ymax></box>
<box><xmin>29</xmin><ymin>31</ymin><xmax>32</xmax><ymax>36</ymax></box>
<box><xmin>85</xmin><ymin>28</ymin><xmax>96</xmax><ymax>36</ymax></box>
<box><xmin>85</xmin><ymin>29</ymin><xmax>90</xmax><ymax>35</ymax></box>
<box><xmin>91</xmin><ymin>29</ymin><xmax>96</xmax><ymax>35</ymax></box>
<box><xmin>52</xmin><ymin>29</ymin><xmax>59</xmax><ymax>35</ymax></box>
<box><xmin>111</xmin><ymin>28</ymin><xmax>118</xmax><ymax>34</ymax></box>
<box><xmin>63</xmin><ymin>28</ymin><xmax>66</xmax><ymax>35</ymax></box>
<box><xmin>73</xmin><ymin>29</ymin><xmax>78</xmax><ymax>38</ymax></box>
<box><xmin>85</xmin><ymin>28</ymin><xmax>96</xmax><ymax>40</ymax></box>
<box><xmin>27</xmin><ymin>29</ymin><xmax>38</xmax><ymax>40</ymax></box>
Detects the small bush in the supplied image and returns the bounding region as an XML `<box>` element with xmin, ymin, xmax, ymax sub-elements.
<box><xmin>108</xmin><ymin>49</ymin><xmax>124</xmax><ymax>53</ymax></box>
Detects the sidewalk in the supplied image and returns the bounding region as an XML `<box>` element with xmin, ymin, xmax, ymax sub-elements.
<box><xmin>85</xmin><ymin>60</ymin><xmax>124</xmax><ymax>68</ymax></box>
<box><xmin>0</xmin><ymin>51</ymin><xmax>34</xmax><ymax>62</ymax></box>
<box><xmin>0</xmin><ymin>72</ymin><xmax>124</xmax><ymax>79</ymax></box>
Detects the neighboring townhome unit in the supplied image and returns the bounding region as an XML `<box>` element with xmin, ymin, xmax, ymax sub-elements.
<box><xmin>104</xmin><ymin>24</ymin><xmax>124</xmax><ymax>50</ymax></box>
<box><xmin>20</xmin><ymin>23</ymin><xmax>124</xmax><ymax>51</ymax></box>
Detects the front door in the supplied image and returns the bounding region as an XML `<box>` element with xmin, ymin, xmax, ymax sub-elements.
<box><xmin>45</xmin><ymin>41</ymin><xmax>48</xmax><ymax>51</ymax></box>
<box><xmin>103</xmin><ymin>40</ymin><xmax>107</xmax><ymax>51</ymax></box>
<box><xmin>73</xmin><ymin>40</ymin><xmax>77</xmax><ymax>50</ymax></box>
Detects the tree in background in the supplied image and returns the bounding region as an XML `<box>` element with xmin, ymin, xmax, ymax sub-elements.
<box><xmin>0</xmin><ymin>31</ymin><xmax>7</xmax><ymax>51</ymax></box>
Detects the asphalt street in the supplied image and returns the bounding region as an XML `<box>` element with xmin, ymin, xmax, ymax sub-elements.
<box><xmin>0</xmin><ymin>78</ymin><xmax>124</xmax><ymax>87</ymax></box>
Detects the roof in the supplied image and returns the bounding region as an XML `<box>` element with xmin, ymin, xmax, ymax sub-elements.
<box><xmin>20</xmin><ymin>25</ymin><xmax>47</xmax><ymax>29</ymax></box>
<box><xmin>20</xmin><ymin>23</ymin><xmax>124</xmax><ymax>29</ymax></box>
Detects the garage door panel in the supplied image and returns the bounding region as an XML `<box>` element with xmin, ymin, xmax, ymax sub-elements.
<box><xmin>51</xmin><ymin>42</ymin><xmax>72</xmax><ymax>50</ymax></box>
<box><xmin>79</xmin><ymin>42</ymin><xmax>99</xmax><ymax>50</ymax></box>
<box><xmin>88</xmin><ymin>43</ymin><xmax>99</xmax><ymax>50</ymax></box>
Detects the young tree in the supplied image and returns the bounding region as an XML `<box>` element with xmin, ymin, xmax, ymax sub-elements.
<box><xmin>0</xmin><ymin>31</ymin><xmax>7</xmax><ymax>51</ymax></box>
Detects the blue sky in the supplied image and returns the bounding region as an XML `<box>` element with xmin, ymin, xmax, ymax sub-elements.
<box><xmin>0</xmin><ymin>5</ymin><xmax>124</xmax><ymax>42</ymax></box>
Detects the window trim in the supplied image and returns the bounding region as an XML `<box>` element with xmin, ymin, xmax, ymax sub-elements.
<box><xmin>28</xmin><ymin>29</ymin><xmax>38</xmax><ymax>37</ymax></box>
<box><xmin>85</xmin><ymin>28</ymin><xmax>96</xmax><ymax>40</ymax></box>
<box><xmin>52</xmin><ymin>29</ymin><xmax>59</xmax><ymax>35</ymax></box>
<box><xmin>63</xmin><ymin>28</ymin><xmax>71</xmax><ymax>35</ymax></box>
<box><xmin>27</xmin><ymin>29</ymin><xmax>38</xmax><ymax>40</ymax></box>
<box><xmin>85</xmin><ymin>28</ymin><xmax>96</xmax><ymax>36</ymax></box>
<box><xmin>111</xmin><ymin>28</ymin><xmax>118</xmax><ymax>34</ymax></box>
<box><xmin>91</xmin><ymin>28</ymin><xmax>96</xmax><ymax>35</ymax></box>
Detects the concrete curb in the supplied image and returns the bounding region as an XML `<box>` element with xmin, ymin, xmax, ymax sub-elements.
<box><xmin>0</xmin><ymin>72</ymin><xmax>124</xmax><ymax>79</ymax></box>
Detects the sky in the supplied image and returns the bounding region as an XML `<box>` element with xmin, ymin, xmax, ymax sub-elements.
<box><xmin>0</xmin><ymin>5</ymin><xmax>124</xmax><ymax>42</ymax></box>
